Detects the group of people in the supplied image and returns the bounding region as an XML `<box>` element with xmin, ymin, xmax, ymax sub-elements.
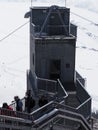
<box><xmin>2</xmin><ymin>102</ymin><xmax>13</xmax><ymax>110</ymax></box>
<box><xmin>1</xmin><ymin>90</ymin><xmax>48</xmax><ymax>115</ymax></box>
<box><xmin>25</xmin><ymin>90</ymin><xmax>48</xmax><ymax>113</ymax></box>
<box><xmin>1</xmin><ymin>96</ymin><xmax>23</xmax><ymax>111</ymax></box>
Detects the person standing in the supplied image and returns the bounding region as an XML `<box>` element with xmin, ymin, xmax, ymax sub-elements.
<box><xmin>25</xmin><ymin>90</ymin><xmax>35</xmax><ymax>113</ymax></box>
<box><xmin>14</xmin><ymin>96</ymin><xmax>23</xmax><ymax>112</ymax></box>
<box><xmin>38</xmin><ymin>95</ymin><xmax>48</xmax><ymax>107</ymax></box>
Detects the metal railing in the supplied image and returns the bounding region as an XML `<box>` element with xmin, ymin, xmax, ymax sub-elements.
<box><xmin>36</xmin><ymin>77</ymin><xmax>68</xmax><ymax>102</ymax></box>
<box><xmin>57</xmin><ymin>79</ymin><xmax>68</xmax><ymax>102</ymax></box>
<box><xmin>0</xmin><ymin>115</ymin><xmax>32</xmax><ymax>130</ymax></box>
<box><xmin>30</xmin><ymin>101</ymin><xmax>54</xmax><ymax>121</ymax></box>
<box><xmin>27</xmin><ymin>70</ymin><xmax>91</xmax><ymax>119</ymax></box>
<box><xmin>0</xmin><ymin>107</ymin><xmax>32</xmax><ymax>120</ymax></box>
<box><xmin>76</xmin><ymin>71</ymin><xmax>86</xmax><ymax>87</ymax></box>
<box><xmin>76</xmin><ymin>79</ymin><xmax>92</xmax><ymax>119</ymax></box>
<box><xmin>37</xmin><ymin>77</ymin><xmax>57</xmax><ymax>93</ymax></box>
<box><xmin>8</xmin><ymin>71</ymin><xmax>91</xmax><ymax>129</ymax></box>
<box><xmin>58</xmin><ymin>109</ymin><xmax>92</xmax><ymax>130</ymax></box>
<box><xmin>0</xmin><ymin>101</ymin><xmax>92</xmax><ymax>130</ymax></box>
<box><xmin>31</xmin><ymin>23</ymin><xmax>77</xmax><ymax>37</ymax></box>
<box><xmin>10</xmin><ymin>75</ymin><xmax>91</xmax><ymax>120</ymax></box>
<box><xmin>30</xmin><ymin>102</ymin><xmax>92</xmax><ymax>130</ymax></box>
<box><xmin>0</xmin><ymin>107</ymin><xmax>32</xmax><ymax>130</ymax></box>
<box><xmin>76</xmin><ymin>97</ymin><xmax>92</xmax><ymax>119</ymax></box>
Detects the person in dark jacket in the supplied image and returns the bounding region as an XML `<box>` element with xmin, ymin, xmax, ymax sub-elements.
<box><xmin>14</xmin><ymin>96</ymin><xmax>23</xmax><ymax>112</ymax></box>
<box><xmin>38</xmin><ymin>95</ymin><xmax>48</xmax><ymax>107</ymax></box>
<box><xmin>25</xmin><ymin>90</ymin><xmax>35</xmax><ymax>113</ymax></box>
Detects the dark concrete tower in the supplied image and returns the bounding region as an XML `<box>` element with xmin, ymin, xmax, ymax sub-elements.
<box><xmin>27</xmin><ymin>5</ymin><xmax>77</xmax><ymax>91</ymax></box>
<box><xmin>25</xmin><ymin>5</ymin><xmax>91</xmax><ymax>121</ymax></box>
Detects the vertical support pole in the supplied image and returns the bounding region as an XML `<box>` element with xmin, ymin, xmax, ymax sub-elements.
<box><xmin>31</xmin><ymin>0</ymin><xmax>32</xmax><ymax>7</ymax></box>
<box><xmin>65</xmin><ymin>0</ymin><xmax>66</xmax><ymax>7</ymax></box>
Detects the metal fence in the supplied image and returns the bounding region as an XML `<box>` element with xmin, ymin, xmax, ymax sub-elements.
<box><xmin>36</xmin><ymin>77</ymin><xmax>68</xmax><ymax>102</ymax></box>
<box><xmin>31</xmin><ymin>23</ymin><xmax>77</xmax><ymax>37</ymax></box>
<box><xmin>0</xmin><ymin>107</ymin><xmax>32</xmax><ymax>130</ymax></box>
<box><xmin>0</xmin><ymin>101</ymin><xmax>92</xmax><ymax>130</ymax></box>
<box><xmin>0</xmin><ymin>107</ymin><xmax>32</xmax><ymax>120</ymax></box>
<box><xmin>30</xmin><ymin>102</ymin><xmax>91</xmax><ymax>130</ymax></box>
<box><xmin>76</xmin><ymin>78</ymin><xmax>92</xmax><ymax>119</ymax></box>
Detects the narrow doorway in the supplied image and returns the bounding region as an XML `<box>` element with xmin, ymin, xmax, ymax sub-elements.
<box><xmin>49</xmin><ymin>60</ymin><xmax>61</xmax><ymax>80</ymax></box>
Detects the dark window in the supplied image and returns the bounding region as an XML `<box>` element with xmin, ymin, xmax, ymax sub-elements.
<box><xmin>50</xmin><ymin>60</ymin><xmax>60</xmax><ymax>72</ymax></box>
<box><xmin>50</xmin><ymin>60</ymin><xmax>61</xmax><ymax>80</ymax></box>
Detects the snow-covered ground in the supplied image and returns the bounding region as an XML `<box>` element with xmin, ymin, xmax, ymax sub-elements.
<box><xmin>0</xmin><ymin>2</ymin><xmax>30</xmax><ymax>106</ymax></box>
<box><xmin>68</xmin><ymin>5</ymin><xmax>98</xmax><ymax>112</ymax></box>
<box><xmin>0</xmin><ymin>1</ymin><xmax>98</xmax><ymax>112</ymax></box>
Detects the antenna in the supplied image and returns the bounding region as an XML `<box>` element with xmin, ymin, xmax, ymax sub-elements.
<box><xmin>65</xmin><ymin>0</ymin><xmax>66</xmax><ymax>7</ymax></box>
<box><xmin>31</xmin><ymin>0</ymin><xmax>32</xmax><ymax>7</ymax></box>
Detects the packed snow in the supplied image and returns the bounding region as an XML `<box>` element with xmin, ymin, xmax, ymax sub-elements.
<box><xmin>0</xmin><ymin>0</ymin><xmax>98</xmax><ymax>112</ymax></box>
<box><xmin>0</xmin><ymin>2</ymin><xmax>30</xmax><ymax>106</ymax></box>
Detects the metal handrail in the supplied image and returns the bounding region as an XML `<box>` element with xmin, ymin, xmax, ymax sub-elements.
<box><xmin>31</xmin><ymin>23</ymin><xmax>77</xmax><ymax>37</ymax></box>
<box><xmin>0</xmin><ymin>114</ymin><xmax>32</xmax><ymax>130</ymax></box>
<box><xmin>36</xmin><ymin>77</ymin><xmax>68</xmax><ymax>102</ymax></box>
<box><xmin>0</xmin><ymin>101</ymin><xmax>91</xmax><ymax>130</ymax></box>
<box><xmin>31</xmin><ymin>101</ymin><xmax>54</xmax><ymax>115</ymax></box>
<box><xmin>37</xmin><ymin>77</ymin><xmax>57</xmax><ymax>83</ymax></box>
<box><xmin>57</xmin><ymin>79</ymin><xmax>68</xmax><ymax>97</ymax></box>
<box><xmin>0</xmin><ymin>107</ymin><xmax>31</xmax><ymax>120</ymax></box>
<box><xmin>10</xmin><ymin>76</ymin><xmax>91</xmax><ymax>119</ymax></box>
<box><xmin>76</xmin><ymin>78</ymin><xmax>90</xmax><ymax>98</ymax></box>
<box><xmin>76</xmin><ymin>78</ymin><xmax>91</xmax><ymax>118</ymax></box>
<box><xmin>58</xmin><ymin>109</ymin><xmax>92</xmax><ymax>130</ymax></box>
<box><xmin>32</xmin><ymin>106</ymin><xmax>92</xmax><ymax>130</ymax></box>
<box><xmin>76</xmin><ymin>97</ymin><xmax>91</xmax><ymax>110</ymax></box>
<box><xmin>36</xmin><ymin>77</ymin><xmax>57</xmax><ymax>95</ymax></box>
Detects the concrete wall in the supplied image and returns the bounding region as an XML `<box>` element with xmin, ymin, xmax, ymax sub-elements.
<box><xmin>29</xmin><ymin>6</ymin><xmax>76</xmax><ymax>83</ymax></box>
<box><xmin>34</xmin><ymin>38</ymin><xmax>76</xmax><ymax>82</ymax></box>
<box><xmin>31</xmin><ymin>7</ymin><xmax>70</xmax><ymax>35</ymax></box>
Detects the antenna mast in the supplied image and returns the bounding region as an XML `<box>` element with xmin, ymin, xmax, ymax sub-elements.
<box><xmin>31</xmin><ymin>0</ymin><xmax>32</xmax><ymax>7</ymax></box>
<box><xmin>65</xmin><ymin>0</ymin><xmax>66</xmax><ymax>7</ymax></box>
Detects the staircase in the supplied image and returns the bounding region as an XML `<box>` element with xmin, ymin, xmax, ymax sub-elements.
<box><xmin>32</xmin><ymin>104</ymin><xmax>92</xmax><ymax>130</ymax></box>
<box><xmin>0</xmin><ymin>101</ymin><xmax>92</xmax><ymax>130</ymax></box>
<box><xmin>65</xmin><ymin>91</ymin><xmax>80</xmax><ymax>108</ymax></box>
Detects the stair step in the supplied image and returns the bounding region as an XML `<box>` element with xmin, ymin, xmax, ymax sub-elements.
<box><xmin>65</xmin><ymin>91</ymin><xmax>80</xmax><ymax>108</ymax></box>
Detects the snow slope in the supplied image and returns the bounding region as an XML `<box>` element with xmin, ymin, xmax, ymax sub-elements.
<box><xmin>0</xmin><ymin>2</ymin><xmax>30</xmax><ymax>106</ymax></box>
<box><xmin>0</xmin><ymin>1</ymin><xmax>98</xmax><ymax>111</ymax></box>
<box><xmin>69</xmin><ymin>6</ymin><xmax>98</xmax><ymax>111</ymax></box>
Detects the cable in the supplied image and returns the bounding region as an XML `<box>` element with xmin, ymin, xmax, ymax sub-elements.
<box><xmin>0</xmin><ymin>21</ymin><xmax>29</xmax><ymax>43</ymax></box>
<box><xmin>0</xmin><ymin>11</ymin><xmax>97</xmax><ymax>44</ymax></box>
<box><xmin>7</xmin><ymin>55</ymin><xmax>28</xmax><ymax>65</ymax></box>
<box><xmin>71</xmin><ymin>11</ymin><xmax>97</xmax><ymax>26</ymax></box>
